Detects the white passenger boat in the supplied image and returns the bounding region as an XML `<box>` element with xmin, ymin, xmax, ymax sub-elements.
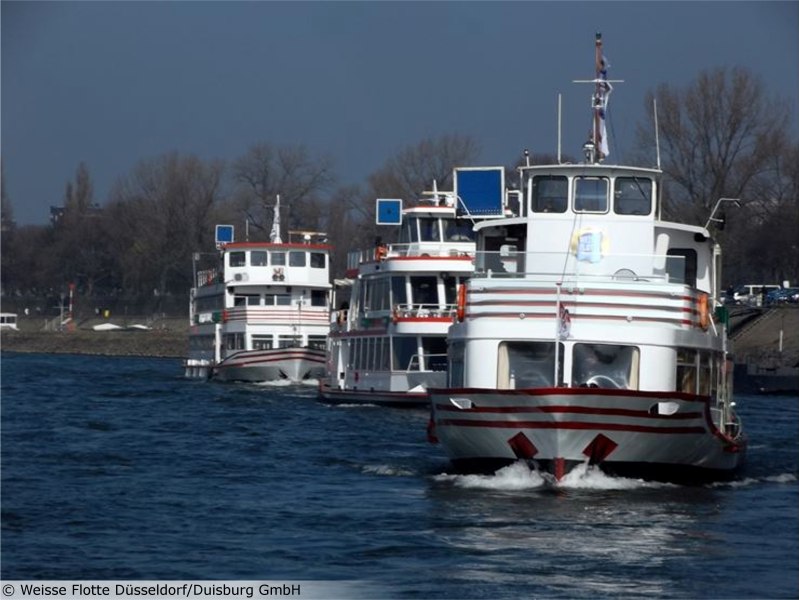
<box><xmin>429</xmin><ymin>34</ymin><xmax>746</xmax><ymax>483</ymax></box>
<box><xmin>184</xmin><ymin>203</ymin><xmax>332</xmax><ymax>383</ymax></box>
<box><xmin>319</xmin><ymin>174</ymin><xmax>513</xmax><ymax>406</ymax></box>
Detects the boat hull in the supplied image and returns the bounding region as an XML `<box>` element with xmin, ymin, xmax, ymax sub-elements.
<box><xmin>213</xmin><ymin>347</ymin><xmax>326</xmax><ymax>383</ymax></box>
<box><xmin>430</xmin><ymin>387</ymin><xmax>746</xmax><ymax>483</ymax></box>
<box><xmin>318</xmin><ymin>381</ymin><xmax>429</xmax><ymax>407</ymax></box>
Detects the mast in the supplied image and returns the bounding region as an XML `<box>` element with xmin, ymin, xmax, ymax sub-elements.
<box><xmin>593</xmin><ymin>32</ymin><xmax>611</xmax><ymax>162</ymax></box>
<box><xmin>574</xmin><ymin>33</ymin><xmax>621</xmax><ymax>164</ymax></box>
<box><xmin>270</xmin><ymin>194</ymin><xmax>283</xmax><ymax>244</ymax></box>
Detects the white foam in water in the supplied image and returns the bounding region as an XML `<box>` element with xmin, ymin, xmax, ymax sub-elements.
<box><xmin>436</xmin><ymin>461</ymin><xmax>548</xmax><ymax>490</ymax></box>
<box><xmin>362</xmin><ymin>464</ymin><xmax>415</xmax><ymax>477</ymax></box>
<box><xmin>253</xmin><ymin>379</ymin><xmax>295</xmax><ymax>388</ymax></box>
<box><xmin>435</xmin><ymin>461</ymin><xmax>668</xmax><ymax>491</ymax></box>
<box><xmin>765</xmin><ymin>473</ymin><xmax>798</xmax><ymax>484</ymax></box>
<box><xmin>557</xmin><ymin>462</ymin><xmax>667</xmax><ymax>490</ymax></box>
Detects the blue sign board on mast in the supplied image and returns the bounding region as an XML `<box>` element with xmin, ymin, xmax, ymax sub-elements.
<box><xmin>375</xmin><ymin>199</ymin><xmax>403</xmax><ymax>225</ymax></box>
<box><xmin>454</xmin><ymin>167</ymin><xmax>504</xmax><ymax>216</ymax></box>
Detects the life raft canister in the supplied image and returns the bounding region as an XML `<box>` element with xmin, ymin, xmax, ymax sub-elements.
<box><xmin>455</xmin><ymin>283</ymin><xmax>467</xmax><ymax>322</ymax></box>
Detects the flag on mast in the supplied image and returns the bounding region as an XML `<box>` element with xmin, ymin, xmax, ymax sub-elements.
<box><xmin>594</xmin><ymin>33</ymin><xmax>612</xmax><ymax>159</ymax></box>
<box><xmin>270</xmin><ymin>194</ymin><xmax>282</xmax><ymax>243</ymax></box>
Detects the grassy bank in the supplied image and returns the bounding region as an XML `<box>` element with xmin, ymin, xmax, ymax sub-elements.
<box><xmin>1</xmin><ymin>329</ymin><xmax>187</xmax><ymax>359</ymax></box>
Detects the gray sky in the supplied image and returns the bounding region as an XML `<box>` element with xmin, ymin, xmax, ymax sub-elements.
<box><xmin>2</xmin><ymin>1</ymin><xmax>797</xmax><ymax>225</ymax></box>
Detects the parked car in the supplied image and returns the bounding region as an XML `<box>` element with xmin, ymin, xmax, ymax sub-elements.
<box><xmin>732</xmin><ymin>284</ymin><xmax>781</xmax><ymax>305</ymax></box>
<box><xmin>766</xmin><ymin>287</ymin><xmax>799</xmax><ymax>305</ymax></box>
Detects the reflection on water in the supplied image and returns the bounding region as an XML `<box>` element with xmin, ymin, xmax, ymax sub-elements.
<box><xmin>427</xmin><ymin>461</ymin><xmax>734</xmax><ymax>597</ymax></box>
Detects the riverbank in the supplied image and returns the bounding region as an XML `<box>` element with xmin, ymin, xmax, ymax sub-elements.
<box><xmin>1</xmin><ymin>329</ymin><xmax>187</xmax><ymax>359</ymax></box>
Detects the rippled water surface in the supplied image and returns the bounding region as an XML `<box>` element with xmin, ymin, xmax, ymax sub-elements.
<box><xmin>2</xmin><ymin>353</ymin><xmax>797</xmax><ymax>598</ymax></box>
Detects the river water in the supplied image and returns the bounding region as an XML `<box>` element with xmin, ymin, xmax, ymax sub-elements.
<box><xmin>2</xmin><ymin>352</ymin><xmax>797</xmax><ymax>598</ymax></box>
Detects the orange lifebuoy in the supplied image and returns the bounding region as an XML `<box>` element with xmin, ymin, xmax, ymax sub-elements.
<box><xmin>698</xmin><ymin>293</ymin><xmax>709</xmax><ymax>329</ymax></box>
<box><xmin>375</xmin><ymin>245</ymin><xmax>388</xmax><ymax>261</ymax></box>
<box><xmin>455</xmin><ymin>283</ymin><xmax>467</xmax><ymax>322</ymax></box>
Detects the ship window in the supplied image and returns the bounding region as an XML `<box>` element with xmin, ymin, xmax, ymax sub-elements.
<box><xmin>422</xmin><ymin>337</ymin><xmax>448</xmax><ymax>372</ymax></box>
<box><xmin>449</xmin><ymin>341</ymin><xmax>465</xmax><ymax>387</ymax></box>
<box><xmin>418</xmin><ymin>217</ymin><xmax>441</xmax><ymax>242</ymax></box>
<box><xmin>271</xmin><ymin>252</ymin><xmax>286</xmax><ymax>266</ymax></box>
<box><xmin>252</xmin><ymin>335</ymin><xmax>273</xmax><ymax>350</ymax></box>
<box><xmin>666</xmin><ymin>249</ymin><xmax>697</xmax><ymax>287</ymax></box>
<box><xmin>311</xmin><ymin>290</ymin><xmax>327</xmax><ymax>307</ymax></box>
<box><xmin>266</xmin><ymin>293</ymin><xmax>292</xmax><ymax>306</ymax></box>
<box><xmin>574</xmin><ymin>177</ymin><xmax>609</xmax><ymax>213</ymax></box>
<box><xmin>402</xmin><ymin>218</ymin><xmax>419</xmax><ymax>243</ymax></box>
<box><xmin>251</xmin><ymin>250</ymin><xmax>268</xmax><ymax>266</ymax></box>
<box><xmin>289</xmin><ymin>251</ymin><xmax>306</xmax><ymax>267</ymax></box>
<box><xmin>699</xmin><ymin>351</ymin><xmax>713</xmax><ymax>395</ymax></box>
<box><xmin>278</xmin><ymin>335</ymin><xmax>298</xmax><ymax>349</ymax></box>
<box><xmin>310</xmin><ymin>252</ymin><xmax>326</xmax><ymax>268</ymax></box>
<box><xmin>308</xmin><ymin>335</ymin><xmax>327</xmax><ymax>350</ymax></box>
<box><xmin>224</xmin><ymin>333</ymin><xmax>244</xmax><ymax>350</ymax></box>
<box><xmin>233</xmin><ymin>294</ymin><xmax>259</xmax><ymax>307</ymax></box>
<box><xmin>573</xmin><ymin>344</ymin><xmax>639</xmax><ymax>390</ymax></box>
<box><xmin>445</xmin><ymin>220</ymin><xmax>475</xmax><ymax>242</ymax></box>
<box><xmin>393</xmin><ymin>336</ymin><xmax>418</xmax><ymax>371</ymax></box>
<box><xmin>229</xmin><ymin>252</ymin><xmax>246</xmax><ymax>267</ymax></box>
<box><xmin>497</xmin><ymin>342</ymin><xmax>564</xmax><ymax>389</ymax></box>
<box><xmin>531</xmin><ymin>175</ymin><xmax>568</xmax><ymax>213</ymax></box>
<box><xmin>410</xmin><ymin>276</ymin><xmax>438</xmax><ymax>308</ymax></box>
<box><xmin>392</xmin><ymin>276</ymin><xmax>407</xmax><ymax>308</ymax></box>
<box><xmin>676</xmin><ymin>348</ymin><xmax>698</xmax><ymax>393</ymax></box>
<box><xmin>614</xmin><ymin>177</ymin><xmax>652</xmax><ymax>215</ymax></box>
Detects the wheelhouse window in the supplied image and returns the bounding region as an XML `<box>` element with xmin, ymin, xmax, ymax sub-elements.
<box><xmin>497</xmin><ymin>342</ymin><xmax>564</xmax><ymax>389</ymax></box>
<box><xmin>444</xmin><ymin>220</ymin><xmax>475</xmax><ymax>242</ymax></box>
<box><xmin>574</xmin><ymin>177</ymin><xmax>609</xmax><ymax>213</ymax></box>
<box><xmin>229</xmin><ymin>251</ymin><xmax>246</xmax><ymax>267</ymax></box>
<box><xmin>251</xmin><ymin>250</ymin><xmax>268</xmax><ymax>266</ymax></box>
<box><xmin>531</xmin><ymin>175</ymin><xmax>568</xmax><ymax>213</ymax></box>
<box><xmin>310</xmin><ymin>252</ymin><xmax>326</xmax><ymax>268</ymax></box>
<box><xmin>572</xmin><ymin>344</ymin><xmax>639</xmax><ymax>389</ymax></box>
<box><xmin>289</xmin><ymin>251</ymin><xmax>306</xmax><ymax>267</ymax></box>
<box><xmin>418</xmin><ymin>217</ymin><xmax>441</xmax><ymax>242</ymax></box>
<box><xmin>614</xmin><ymin>177</ymin><xmax>652</xmax><ymax>215</ymax></box>
<box><xmin>401</xmin><ymin>218</ymin><xmax>419</xmax><ymax>243</ymax></box>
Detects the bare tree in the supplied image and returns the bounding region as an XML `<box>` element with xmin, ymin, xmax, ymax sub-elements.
<box><xmin>334</xmin><ymin>133</ymin><xmax>482</xmax><ymax>256</ymax></box>
<box><xmin>635</xmin><ymin>67</ymin><xmax>796</xmax><ymax>285</ymax></box>
<box><xmin>106</xmin><ymin>153</ymin><xmax>225</xmax><ymax>300</ymax></box>
<box><xmin>636</xmin><ymin>67</ymin><xmax>790</xmax><ymax>224</ymax></box>
<box><xmin>231</xmin><ymin>143</ymin><xmax>334</xmax><ymax>238</ymax></box>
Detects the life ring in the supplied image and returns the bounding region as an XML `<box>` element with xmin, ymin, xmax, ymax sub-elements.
<box><xmin>375</xmin><ymin>245</ymin><xmax>388</xmax><ymax>261</ymax></box>
<box><xmin>698</xmin><ymin>293</ymin><xmax>709</xmax><ymax>329</ymax></box>
<box><xmin>455</xmin><ymin>283</ymin><xmax>467</xmax><ymax>322</ymax></box>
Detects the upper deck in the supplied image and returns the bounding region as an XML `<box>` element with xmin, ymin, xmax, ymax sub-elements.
<box><xmin>195</xmin><ymin>241</ymin><xmax>332</xmax><ymax>291</ymax></box>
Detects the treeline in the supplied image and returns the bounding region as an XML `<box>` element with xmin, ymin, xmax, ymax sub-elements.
<box><xmin>1</xmin><ymin>67</ymin><xmax>797</xmax><ymax>318</ymax></box>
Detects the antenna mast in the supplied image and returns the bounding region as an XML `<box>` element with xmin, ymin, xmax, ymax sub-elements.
<box><xmin>573</xmin><ymin>33</ymin><xmax>623</xmax><ymax>164</ymax></box>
